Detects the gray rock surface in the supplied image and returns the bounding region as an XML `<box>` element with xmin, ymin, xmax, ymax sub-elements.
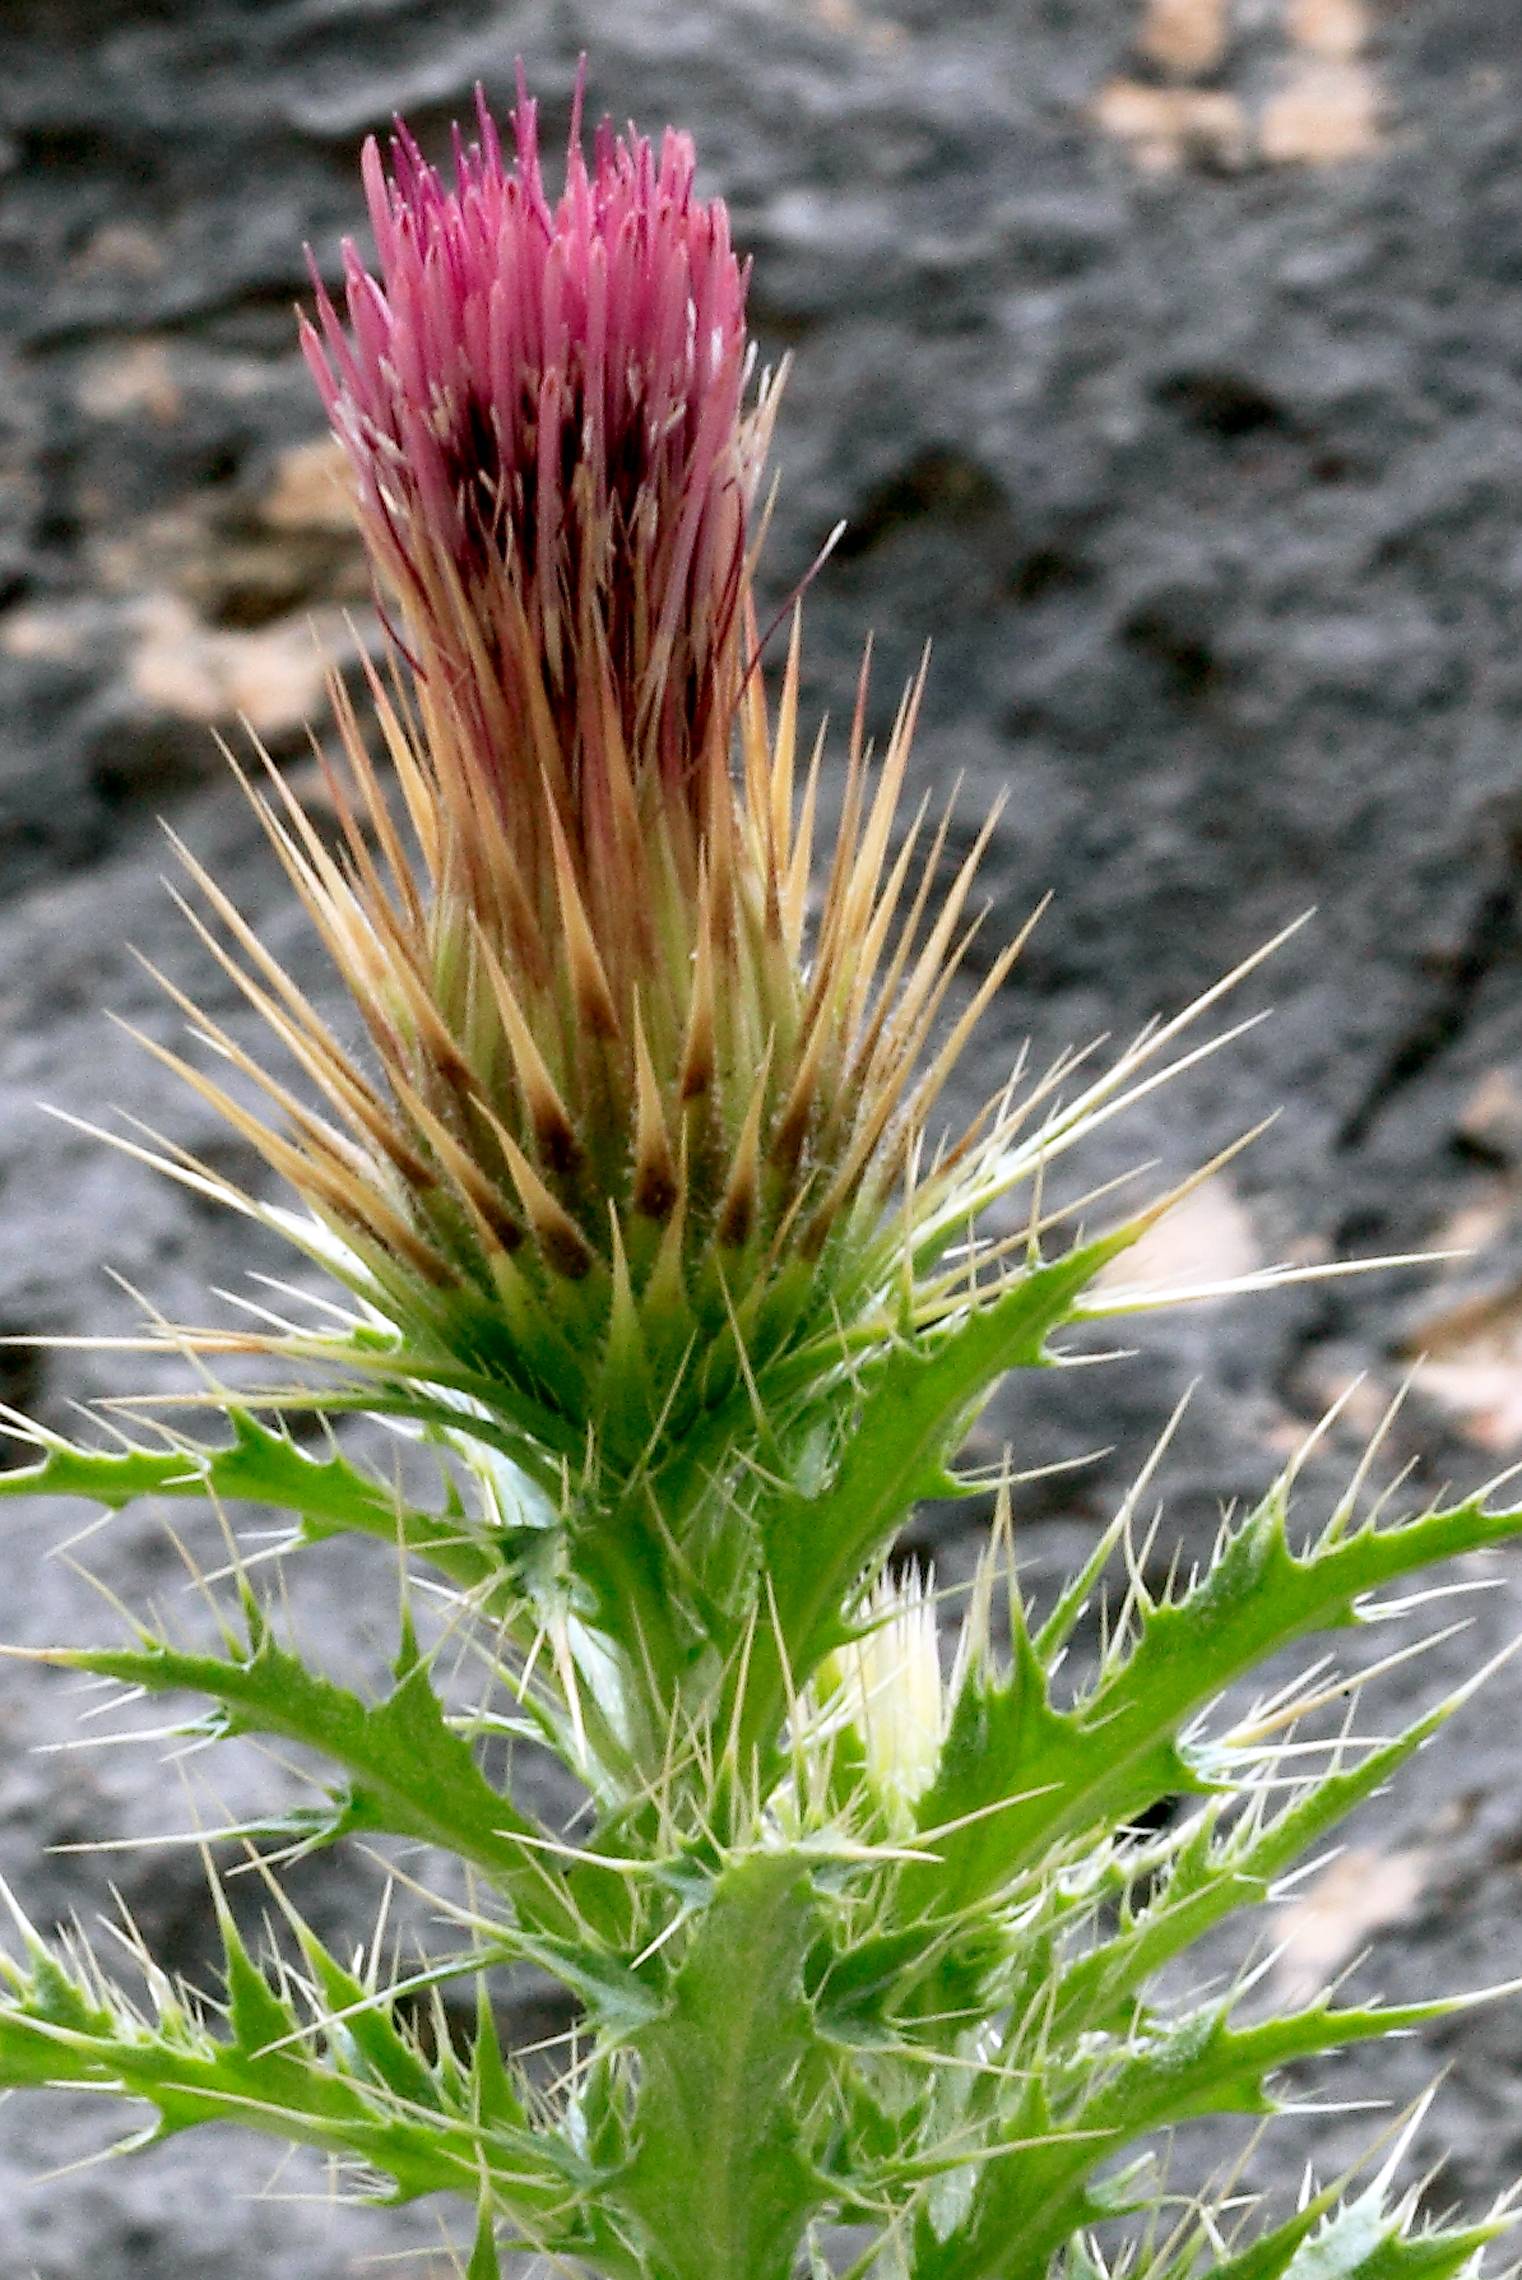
<box><xmin>3</xmin><ymin>0</ymin><xmax>1522</xmax><ymax>2269</ymax></box>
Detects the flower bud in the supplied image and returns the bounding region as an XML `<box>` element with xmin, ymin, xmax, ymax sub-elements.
<box><xmin>166</xmin><ymin>77</ymin><xmax>1022</xmax><ymax>1491</ymax></box>
<box><xmin>829</xmin><ymin>1570</ymin><xmax>945</xmax><ymax>1825</ymax></box>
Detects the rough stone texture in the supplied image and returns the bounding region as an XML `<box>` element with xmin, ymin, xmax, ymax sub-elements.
<box><xmin>3</xmin><ymin>0</ymin><xmax>1522</xmax><ymax>2269</ymax></box>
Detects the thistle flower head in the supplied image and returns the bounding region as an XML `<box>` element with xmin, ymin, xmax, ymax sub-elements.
<box><xmin>151</xmin><ymin>77</ymin><xmax>1031</xmax><ymax>1508</ymax></box>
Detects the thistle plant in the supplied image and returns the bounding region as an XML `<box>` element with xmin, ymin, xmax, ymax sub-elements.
<box><xmin>0</xmin><ymin>70</ymin><xmax>1519</xmax><ymax>2280</ymax></box>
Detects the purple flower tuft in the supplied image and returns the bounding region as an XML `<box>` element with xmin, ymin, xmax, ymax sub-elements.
<box><xmin>301</xmin><ymin>71</ymin><xmax>766</xmax><ymax>838</ymax></box>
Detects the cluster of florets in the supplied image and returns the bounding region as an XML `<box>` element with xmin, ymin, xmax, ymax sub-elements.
<box><xmin>160</xmin><ymin>76</ymin><xmax>1018</xmax><ymax>1488</ymax></box>
<box><xmin>301</xmin><ymin>78</ymin><xmax>761</xmax><ymax>842</ymax></box>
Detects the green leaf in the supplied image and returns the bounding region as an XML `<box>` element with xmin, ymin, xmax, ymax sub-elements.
<box><xmin>468</xmin><ymin>2204</ymin><xmax>502</xmax><ymax>2280</ymax></box>
<box><xmin>621</xmin><ymin>1852</ymin><xmax>823</xmax><ymax>2280</ymax></box>
<box><xmin>1048</xmin><ymin>1682</ymin><xmax>1469</xmax><ymax>2041</ymax></box>
<box><xmin>0</xmin><ymin>1410</ymin><xmax>527</xmax><ymax>1609</ymax></box>
<box><xmin>468</xmin><ymin>1982</ymin><xmax>529</xmax><ymax>2137</ymax></box>
<box><xmin>1056</xmin><ymin>2164</ymin><xmax>1508</xmax><ymax>2280</ymax></box>
<box><xmin>37</xmin><ymin>1626</ymin><xmax>583</xmax><ymax>1943</ymax></box>
<box><xmin>727</xmin><ymin>1226</ymin><xmax>1143</xmax><ymax>1777</ymax></box>
<box><xmin>214</xmin><ymin>1897</ymin><xmax>302</xmax><ymax>2058</ymax></box>
<box><xmin>1187</xmin><ymin>2178</ymin><xmax>1507</xmax><ymax>2280</ymax></box>
<box><xmin>0</xmin><ymin>1928</ymin><xmax>578</xmax><ymax>2215</ymax></box>
<box><xmin>295</xmin><ymin>1929</ymin><xmax>443</xmax><ymax>2112</ymax></box>
<box><xmin>913</xmin><ymin>1993</ymin><xmax>1502</xmax><ymax>2280</ymax></box>
<box><xmin>891</xmin><ymin>1483</ymin><xmax>1522</xmax><ymax>1946</ymax></box>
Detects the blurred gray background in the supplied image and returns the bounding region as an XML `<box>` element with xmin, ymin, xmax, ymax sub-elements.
<box><xmin>3</xmin><ymin>0</ymin><xmax>1522</xmax><ymax>2271</ymax></box>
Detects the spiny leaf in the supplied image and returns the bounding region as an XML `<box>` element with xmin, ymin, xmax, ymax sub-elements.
<box><xmin>0</xmin><ymin>1939</ymin><xmax>578</xmax><ymax>2213</ymax></box>
<box><xmin>1048</xmin><ymin>1684</ymin><xmax>1466</xmax><ymax>2041</ymax></box>
<box><xmin>215</xmin><ymin>1898</ymin><xmax>301</xmax><ymax>2057</ymax></box>
<box><xmin>904</xmin><ymin>1482</ymin><xmax>1522</xmax><ymax>1926</ymax></box>
<box><xmin>1056</xmin><ymin>2174</ymin><xmax>1507</xmax><ymax>2280</ymax></box>
<box><xmin>468</xmin><ymin>1982</ymin><xmax>528</xmax><ymax>2136</ymax></box>
<box><xmin>468</xmin><ymin>2203</ymin><xmax>503</xmax><ymax>2280</ymax></box>
<box><xmin>1188</xmin><ymin>2178</ymin><xmax>1508</xmax><ymax>2280</ymax></box>
<box><xmin>728</xmin><ymin>1224</ymin><xmax>1143</xmax><ymax>1776</ymax></box>
<box><xmin>621</xmin><ymin>1852</ymin><xmax>823</xmax><ymax>2280</ymax></box>
<box><xmin>36</xmin><ymin>1628</ymin><xmax>582</xmax><ymax>1942</ymax></box>
<box><xmin>296</xmin><ymin>1926</ymin><xmax>444</xmax><ymax>2111</ymax></box>
<box><xmin>0</xmin><ymin>1408</ymin><xmax>528</xmax><ymax>1607</ymax></box>
<box><xmin>914</xmin><ymin>1993</ymin><xmax>1505</xmax><ymax>2280</ymax></box>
